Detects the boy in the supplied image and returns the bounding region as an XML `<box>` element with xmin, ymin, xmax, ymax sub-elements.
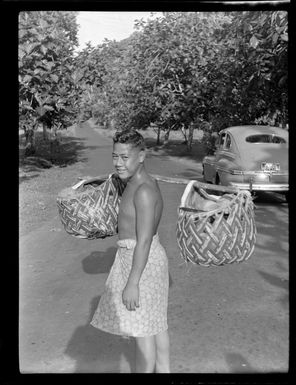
<box><xmin>91</xmin><ymin>129</ymin><xmax>170</xmax><ymax>373</ymax></box>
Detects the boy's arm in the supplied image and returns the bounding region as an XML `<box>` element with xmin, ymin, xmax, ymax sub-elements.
<box><xmin>122</xmin><ymin>184</ymin><xmax>156</xmax><ymax>311</ymax></box>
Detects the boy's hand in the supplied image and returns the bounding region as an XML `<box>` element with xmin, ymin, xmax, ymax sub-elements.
<box><xmin>122</xmin><ymin>282</ymin><xmax>140</xmax><ymax>311</ymax></box>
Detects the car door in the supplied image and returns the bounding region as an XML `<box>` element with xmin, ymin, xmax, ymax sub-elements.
<box><xmin>215</xmin><ymin>132</ymin><xmax>237</xmax><ymax>185</ymax></box>
<box><xmin>203</xmin><ymin>131</ymin><xmax>225</xmax><ymax>183</ymax></box>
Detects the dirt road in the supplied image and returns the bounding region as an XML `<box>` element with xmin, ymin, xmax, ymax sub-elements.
<box><xmin>19</xmin><ymin>122</ymin><xmax>289</xmax><ymax>373</ymax></box>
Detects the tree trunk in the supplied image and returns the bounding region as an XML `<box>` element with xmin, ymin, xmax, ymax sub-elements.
<box><xmin>180</xmin><ymin>124</ymin><xmax>188</xmax><ymax>144</ymax></box>
<box><xmin>49</xmin><ymin>125</ymin><xmax>60</xmax><ymax>162</ymax></box>
<box><xmin>156</xmin><ymin>126</ymin><xmax>161</xmax><ymax>145</ymax></box>
<box><xmin>187</xmin><ymin>124</ymin><xmax>194</xmax><ymax>152</ymax></box>
<box><xmin>24</xmin><ymin>126</ymin><xmax>36</xmax><ymax>156</ymax></box>
<box><xmin>163</xmin><ymin>128</ymin><xmax>170</xmax><ymax>145</ymax></box>
<box><xmin>42</xmin><ymin>123</ymin><xmax>48</xmax><ymax>141</ymax></box>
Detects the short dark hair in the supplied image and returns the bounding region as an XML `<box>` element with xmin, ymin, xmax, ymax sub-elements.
<box><xmin>113</xmin><ymin>129</ymin><xmax>146</xmax><ymax>150</ymax></box>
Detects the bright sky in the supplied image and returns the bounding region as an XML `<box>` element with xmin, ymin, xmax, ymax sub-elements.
<box><xmin>76</xmin><ymin>12</ymin><xmax>162</xmax><ymax>51</ymax></box>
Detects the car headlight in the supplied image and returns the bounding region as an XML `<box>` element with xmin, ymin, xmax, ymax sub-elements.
<box><xmin>255</xmin><ymin>173</ymin><xmax>270</xmax><ymax>180</ymax></box>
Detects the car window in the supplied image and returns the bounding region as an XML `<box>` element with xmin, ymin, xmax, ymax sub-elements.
<box><xmin>225</xmin><ymin>134</ymin><xmax>232</xmax><ymax>150</ymax></box>
<box><xmin>218</xmin><ymin>132</ymin><xmax>226</xmax><ymax>148</ymax></box>
<box><xmin>246</xmin><ymin>134</ymin><xmax>286</xmax><ymax>143</ymax></box>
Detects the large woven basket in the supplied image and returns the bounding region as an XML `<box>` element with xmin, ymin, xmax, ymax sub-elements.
<box><xmin>57</xmin><ymin>173</ymin><xmax>125</xmax><ymax>239</ymax></box>
<box><xmin>176</xmin><ymin>181</ymin><xmax>256</xmax><ymax>266</ymax></box>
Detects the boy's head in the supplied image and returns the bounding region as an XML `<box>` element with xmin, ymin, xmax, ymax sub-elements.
<box><xmin>112</xmin><ymin>129</ymin><xmax>146</xmax><ymax>150</ymax></box>
<box><xmin>112</xmin><ymin>129</ymin><xmax>146</xmax><ymax>180</ymax></box>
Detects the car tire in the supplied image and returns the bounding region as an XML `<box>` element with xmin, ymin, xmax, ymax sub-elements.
<box><xmin>215</xmin><ymin>173</ymin><xmax>221</xmax><ymax>185</ymax></box>
<box><xmin>285</xmin><ymin>191</ymin><xmax>289</xmax><ymax>203</ymax></box>
<box><xmin>202</xmin><ymin>166</ymin><xmax>209</xmax><ymax>183</ymax></box>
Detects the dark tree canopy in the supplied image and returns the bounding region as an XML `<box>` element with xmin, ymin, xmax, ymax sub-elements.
<box><xmin>19</xmin><ymin>11</ymin><xmax>288</xmax><ymax>153</ymax></box>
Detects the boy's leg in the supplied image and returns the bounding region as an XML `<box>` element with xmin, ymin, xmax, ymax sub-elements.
<box><xmin>155</xmin><ymin>329</ymin><xmax>170</xmax><ymax>373</ymax></box>
<box><xmin>135</xmin><ymin>335</ymin><xmax>156</xmax><ymax>373</ymax></box>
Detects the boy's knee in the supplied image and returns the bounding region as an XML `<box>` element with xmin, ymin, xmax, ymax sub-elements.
<box><xmin>156</xmin><ymin>331</ymin><xmax>170</xmax><ymax>351</ymax></box>
<box><xmin>135</xmin><ymin>336</ymin><xmax>156</xmax><ymax>373</ymax></box>
<box><xmin>155</xmin><ymin>332</ymin><xmax>170</xmax><ymax>372</ymax></box>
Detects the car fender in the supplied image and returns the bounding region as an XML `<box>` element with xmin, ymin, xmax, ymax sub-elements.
<box><xmin>203</xmin><ymin>155</ymin><xmax>216</xmax><ymax>182</ymax></box>
<box><xmin>216</xmin><ymin>156</ymin><xmax>241</xmax><ymax>185</ymax></box>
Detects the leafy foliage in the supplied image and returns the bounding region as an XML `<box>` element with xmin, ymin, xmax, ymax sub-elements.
<box><xmin>206</xmin><ymin>11</ymin><xmax>288</xmax><ymax>130</ymax></box>
<box><xmin>20</xmin><ymin>11</ymin><xmax>288</xmax><ymax>156</ymax></box>
<box><xmin>74</xmin><ymin>11</ymin><xmax>287</xmax><ymax>150</ymax></box>
<box><xmin>19</xmin><ymin>11</ymin><xmax>80</xmax><ymax>140</ymax></box>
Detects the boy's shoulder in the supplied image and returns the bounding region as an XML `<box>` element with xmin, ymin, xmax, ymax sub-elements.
<box><xmin>136</xmin><ymin>180</ymin><xmax>155</xmax><ymax>194</ymax></box>
<box><xmin>134</xmin><ymin>179</ymin><xmax>159</xmax><ymax>202</ymax></box>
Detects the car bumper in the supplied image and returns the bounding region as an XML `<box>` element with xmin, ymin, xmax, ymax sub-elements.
<box><xmin>229</xmin><ymin>182</ymin><xmax>289</xmax><ymax>192</ymax></box>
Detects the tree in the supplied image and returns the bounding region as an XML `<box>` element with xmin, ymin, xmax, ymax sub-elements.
<box><xmin>205</xmin><ymin>11</ymin><xmax>288</xmax><ymax>130</ymax></box>
<box><xmin>70</xmin><ymin>11</ymin><xmax>288</xmax><ymax>153</ymax></box>
<box><xmin>73</xmin><ymin>37</ymin><xmax>136</xmax><ymax>127</ymax></box>
<box><xmin>19</xmin><ymin>11</ymin><xmax>80</xmax><ymax>155</ymax></box>
<box><xmin>107</xmin><ymin>12</ymin><xmax>232</xmax><ymax>149</ymax></box>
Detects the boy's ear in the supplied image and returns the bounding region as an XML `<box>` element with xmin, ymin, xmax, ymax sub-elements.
<box><xmin>139</xmin><ymin>149</ymin><xmax>146</xmax><ymax>163</ymax></box>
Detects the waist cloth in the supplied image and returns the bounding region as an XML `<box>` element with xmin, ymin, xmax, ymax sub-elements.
<box><xmin>90</xmin><ymin>234</ymin><xmax>169</xmax><ymax>337</ymax></box>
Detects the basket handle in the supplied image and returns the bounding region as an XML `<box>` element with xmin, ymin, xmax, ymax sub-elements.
<box><xmin>190</xmin><ymin>180</ymin><xmax>239</xmax><ymax>194</ymax></box>
<box><xmin>180</xmin><ymin>180</ymin><xmax>219</xmax><ymax>208</ymax></box>
<box><xmin>180</xmin><ymin>180</ymin><xmax>196</xmax><ymax>207</ymax></box>
<box><xmin>180</xmin><ymin>180</ymin><xmax>239</xmax><ymax>209</ymax></box>
<box><xmin>72</xmin><ymin>173</ymin><xmax>111</xmax><ymax>190</ymax></box>
<box><xmin>71</xmin><ymin>173</ymin><xmax>240</xmax><ymax>192</ymax></box>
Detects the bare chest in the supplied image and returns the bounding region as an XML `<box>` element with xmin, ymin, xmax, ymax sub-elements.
<box><xmin>118</xmin><ymin>185</ymin><xmax>137</xmax><ymax>221</ymax></box>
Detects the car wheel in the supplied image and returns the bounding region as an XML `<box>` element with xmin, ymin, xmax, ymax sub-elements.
<box><xmin>285</xmin><ymin>191</ymin><xmax>289</xmax><ymax>203</ymax></box>
<box><xmin>215</xmin><ymin>173</ymin><xmax>221</xmax><ymax>185</ymax></box>
<box><xmin>202</xmin><ymin>166</ymin><xmax>209</xmax><ymax>182</ymax></box>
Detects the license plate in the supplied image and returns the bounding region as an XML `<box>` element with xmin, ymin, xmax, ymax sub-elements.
<box><xmin>261</xmin><ymin>162</ymin><xmax>280</xmax><ymax>172</ymax></box>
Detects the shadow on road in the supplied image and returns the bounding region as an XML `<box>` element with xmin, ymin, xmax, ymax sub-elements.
<box><xmin>19</xmin><ymin>172</ymin><xmax>40</xmax><ymax>183</ymax></box>
<box><xmin>253</xmin><ymin>191</ymin><xmax>286</xmax><ymax>204</ymax></box>
<box><xmin>256</xmin><ymin>270</ymin><xmax>288</xmax><ymax>291</ymax></box>
<box><xmin>82</xmin><ymin>246</ymin><xmax>174</xmax><ymax>286</ymax></box>
<box><xmin>64</xmin><ymin>295</ymin><xmax>135</xmax><ymax>373</ymax></box>
<box><xmin>19</xmin><ymin>133</ymin><xmax>87</xmax><ymax>165</ymax></box>
<box><xmin>82</xmin><ymin>247</ymin><xmax>117</xmax><ymax>274</ymax></box>
<box><xmin>256</xmin><ymin>270</ymin><xmax>289</xmax><ymax>312</ymax></box>
<box><xmin>178</xmin><ymin>169</ymin><xmax>204</xmax><ymax>180</ymax></box>
<box><xmin>251</xmin><ymin>191</ymin><xmax>289</xmax><ymax>311</ymax></box>
<box><xmin>254</xmin><ymin>194</ymin><xmax>288</xmax><ymax>256</ymax></box>
<box><xmin>145</xmin><ymin>138</ymin><xmax>206</xmax><ymax>164</ymax></box>
<box><xmin>224</xmin><ymin>352</ymin><xmax>258</xmax><ymax>373</ymax></box>
<box><xmin>19</xmin><ymin>123</ymin><xmax>105</xmax><ymax>184</ymax></box>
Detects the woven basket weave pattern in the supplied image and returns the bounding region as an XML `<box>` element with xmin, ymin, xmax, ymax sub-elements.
<box><xmin>57</xmin><ymin>176</ymin><xmax>120</xmax><ymax>239</ymax></box>
<box><xmin>176</xmin><ymin>184</ymin><xmax>256</xmax><ymax>266</ymax></box>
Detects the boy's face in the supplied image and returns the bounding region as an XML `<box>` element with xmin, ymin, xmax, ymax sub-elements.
<box><xmin>112</xmin><ymin>142</ymin><xmax>145</xmax><ymax>180</ymax></box>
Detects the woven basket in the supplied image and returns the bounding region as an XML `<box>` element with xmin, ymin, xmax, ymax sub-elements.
<box><xmin>176</xmin><ymin>181</ymin><xmax>256</xmax><ymax>266</ymax></box>
<box><xmin>57</xmin><ymin>174</ymin><xmax>126</xmax><ymax>239</ymax></box>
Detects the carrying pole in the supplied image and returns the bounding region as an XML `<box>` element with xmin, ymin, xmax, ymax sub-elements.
<box><xmin>78</xmin><ymin>173</ymin><xmax>239</xmax><ymax>193</ymax></box>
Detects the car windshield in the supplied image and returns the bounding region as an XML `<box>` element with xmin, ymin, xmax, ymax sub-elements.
<box><xmin>245</xmin><ymin>134</ymin><xmax>286</xmax><ymax>144</ymax></box>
